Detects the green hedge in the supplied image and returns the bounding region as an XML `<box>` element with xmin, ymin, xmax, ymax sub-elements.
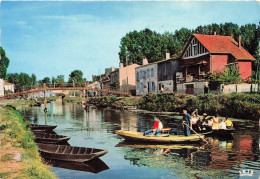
<box><xmin>138</xmin><ymin>93</ymin><xmax>260</xmax><ymax>120</ymax></box>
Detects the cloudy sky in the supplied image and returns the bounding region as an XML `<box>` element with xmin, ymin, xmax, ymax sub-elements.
<box><xmin>0</xmin><ymin>1</ymin><xmax>259</xmax><ymax>81</ymax></box>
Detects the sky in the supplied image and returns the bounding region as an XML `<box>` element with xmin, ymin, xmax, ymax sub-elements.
<box><xmin>0</xmin><ymin>1</ymin><xmax>259</xmax><ymax>81</ymax></box>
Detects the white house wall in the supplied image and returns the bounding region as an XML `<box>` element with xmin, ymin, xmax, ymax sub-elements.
<box><xmin>0</xmin><ymin>79</ymin><xmax>4</xmax><ymax>96</ymax></box>
<box><xmin>136</xmin><ymin>64</ymin><xmax>158</xmax><ymax>96</ymax></box>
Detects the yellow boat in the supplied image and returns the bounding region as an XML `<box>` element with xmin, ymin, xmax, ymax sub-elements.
<box><xmin>115</xmin><ymin>130</ymin><xmax>204</xmax><ymax>144</ymax></box>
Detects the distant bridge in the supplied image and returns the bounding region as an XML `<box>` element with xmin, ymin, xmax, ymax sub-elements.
<box><xmin>0</xmin><ymin>87</ymin><xmax>131</xmax><ymax>99</ymax></box>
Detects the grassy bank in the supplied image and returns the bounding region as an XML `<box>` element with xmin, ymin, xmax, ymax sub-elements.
<box><xmin>0</xmin><ymin>107</ymin><xmax>57</xmax><ymax>179</ymax></box>
<box><xmin>88</xmin><ymin>96</ymin><xmax>140</xmax><ymax>108</ymax></box>
<box><xmin>139</xmin><ymin>93</ymin><xmax>260</xmax><ymax>120</ymax></box>
<box><xmin>37</xmin><ymin>96</ymin><xmax>60</xmax><ymax>102</ymax></box>
<box><xmin>3</xmin><ymin>99</ymin><xmax>36</xmax><ymax>111</ymax></box>
<box><xmin>63</xmin><ymin>96</ymin><xmax>84</xmax><ymax>103</ymax></box>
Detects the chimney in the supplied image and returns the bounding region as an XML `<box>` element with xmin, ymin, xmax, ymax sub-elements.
<box><xmin>238</xmin><ymin>35</ymin><xmax>241</xmax><ymax>48</ymax></box>
<box><xmin>142</xmin><ymin>58</ymin><xmax>148</xmax><ymax>65</ymax></box>
<box><xmin>119</xmin><ymin>63</ymin><xmax>124</xmax><ymax>68</ymax></box>
<box><xmin>214</xmin><ymin>31</ymin><xmax>217</xmax><ymax>35</ymax></box>
<box><xmin>166</xmin><ymin>53</ymin><xmax>170</xmax><ymax>60</ymax></box>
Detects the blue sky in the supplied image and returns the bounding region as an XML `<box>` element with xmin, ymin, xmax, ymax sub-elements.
<box><xmin>0</xmin><ymin>1</ymin><xmax>259</xmax><ymax>81</ymax></box>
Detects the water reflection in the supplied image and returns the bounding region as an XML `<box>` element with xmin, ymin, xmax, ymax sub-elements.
<box><xmin>45</xmin><ymin>158</ymin><xmax>109</xmax><ymax>174</ymax></box>
<box><xmin>21</xmin><ymin>102</ymin><xmax>260</xmax><ymax>179</ymax></box>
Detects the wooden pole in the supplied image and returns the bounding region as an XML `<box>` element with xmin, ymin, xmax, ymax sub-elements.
<box><xmin>183</xmin><ymin>122</ymin><xmax>208</xmax><ymax>144</ymax></box>
<box><xmin>43</xmin><ymin>83</ymin><xmax>47</xmax><ymax>112</ymax></box>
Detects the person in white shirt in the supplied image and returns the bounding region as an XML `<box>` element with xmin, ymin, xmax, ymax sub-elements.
<box><xmin>219</xmin><ymin>119</ymin><xmax>227</xmax><ymax>129</ymax></box>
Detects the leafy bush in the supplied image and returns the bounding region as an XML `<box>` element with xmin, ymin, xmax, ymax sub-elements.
<box><xmin>138</xmin><ymin>93</ymin><xmax>260</xmax><ymax>120</ymax></box>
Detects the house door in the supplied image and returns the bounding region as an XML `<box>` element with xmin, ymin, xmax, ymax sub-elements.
<box><xmin>186</xmin><ymin>84</ymin><xmax>194</xmax><ymax>94</ymax></box>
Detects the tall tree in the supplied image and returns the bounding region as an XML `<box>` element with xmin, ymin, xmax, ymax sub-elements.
<box><xmin>31</xmin><ymin>74</ymin><xmax>37</xmax><ymax>85</ymax></box>
<box><xmin>19</xmin><ymin>73</ymin><xmax>32</xmax><ymax>90</ymax></box>
<box><xmin>68</xmin><ymin>70</ymin><xmax>85</xmax><ymax>86</ymax></box>
<box><xmin>0</xmin><ymin>47</ymin><xmax>10</xmax><ymax>79</ymax></box>
<box><xmin>119</xmin><ymin>28</ymin><xmax>176</xmax><ymax>65</ymax></box>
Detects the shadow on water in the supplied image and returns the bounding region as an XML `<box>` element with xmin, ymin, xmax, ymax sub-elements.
<box><xmin>44</xmin><ymin>158</ymin><xmax>109</xmax><ymax>174</ymax></box>
<box><xmin>21</xmin><ymin>102</ymin><xmax>260</xmax><ymax>179</ymax></box>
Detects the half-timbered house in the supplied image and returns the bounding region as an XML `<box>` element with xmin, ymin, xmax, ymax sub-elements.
<box><xmin>177</xmin><ymin>33</ymin><xmax>255</xmax><ymax>95</ymax></box>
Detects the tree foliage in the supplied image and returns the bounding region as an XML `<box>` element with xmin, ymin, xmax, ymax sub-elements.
<box><xmin>7</xmin><ymin>73</ymin><xmax>33</xmax><ymax>91</ymax></box>
<box><xmin>118</xmin><ymin>23</ymin><xmax>259</xmax><ymax>77</ymax></box>
<box><xmin>0</xmin><ymin>47</ymin><xmax>10</xmax><ymax>79</ymax></box>
<box><xmin>68</xmin><ymin>70</ymin><xmax>86</xmax><ymax>85</ymax></box>
<box><xmin>119</xmin><ymin>28</ymin><xmax>177</xmax><ymax>65</ymax></box>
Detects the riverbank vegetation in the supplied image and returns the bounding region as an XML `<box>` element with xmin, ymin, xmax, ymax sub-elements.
<box><xmin>0</xmin><ymin>107</ymin><xmax>56</xmax><ymax>179</ymax></box>
<box><xmin>138</xmin><ymin>93</ymin><xmax>260</xmax><ymax>120</ymax></box>
<box><xmin>88</xmin><ymin>96</ymin><xmax>139</xmax><ymax>108</ymax></box>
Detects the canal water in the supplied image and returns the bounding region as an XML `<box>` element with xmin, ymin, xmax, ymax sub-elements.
<box><xmin>21</xmin><ymin>102</ymin><xmax>259</xmax><ymax>179</ymax></box>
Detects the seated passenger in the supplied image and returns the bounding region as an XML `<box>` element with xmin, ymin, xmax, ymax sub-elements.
<box><xmin>206</xmin><ymin>117</ymin><xmax>214</xmax><ymax>131</ymax></box>
<box><xmin>143</xmin><ymin>117</ymin><xmax>163</xmax><ymax>136</ymax></box>
<box><xmin>191</xmin><ymin>109</ymin><xmax>198</xmax><ymax>130</ymax></box>
<box><xmin>219</xmin><ymin>119</ymin><xmax>227</xmax><ymax>129</ymax></box>
<box><xmin>197</xmin><ymin>116</ymin><xmax>205</xmax><ymax>132</ymax></box>
<box><xmin>212</xmin><ymin>115</ymin><xmax>220</xmax><ymax>130</ymax></box>
<box><xmin>225</xmin><ymin>116</ymin><xmax>233</xmax><ymax>129</ymax></box>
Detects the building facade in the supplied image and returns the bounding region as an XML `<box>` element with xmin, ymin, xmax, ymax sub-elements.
<box><xmin>157</xmin><ymin>58</ymin><xmax>180</xmax><ymax>93</ymax></box>
<box><xmin>0</xmin><ymin>79</ymin><xmax>4</xmax><ymax>96</ymax></box>
<box><xmin>119</xmin><ymin>63</ymin><xmax>140</xmax><ymax>95</ymax></box>
<box><xmin>109</xmin><ymin>69</ymin><xmax>119</xmax><ymax>91</ymax></box>
<box><xmin>136</xmin><ymin>59</ymin><xmax>158</xmax><ymax>96</ymax></box>
<box><xmin>4</xmin><ymin>81</ymin><xmax>15</xmax><ymax>93</ymax></box>
<box><xmin>177</xmin><ymin>33</ymin><xmax>255</xmax><ymax>95</ymax></box>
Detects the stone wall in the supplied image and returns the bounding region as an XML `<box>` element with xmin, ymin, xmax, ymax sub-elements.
<box><xmin>177</xmin><ymin>81</ymin><xmax>208</xmax><ymax>95</ymax></box>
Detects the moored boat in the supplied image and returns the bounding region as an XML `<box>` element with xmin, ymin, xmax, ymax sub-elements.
<box><xmin>34</xmin><ymin>132</ymin><xmax>71</xmax><ymax>144</ymax></box>
<box><xmin>115</xmin><ymin>130</ymin><xmax>204</xmax><ymax>144</ymax></box>
<box><xmin>29</xmin><ymin>124</ymin><xmax>57</xmax><ymax>131</ymax></box>
<box><xmin>36</xmin><ymin>143</ymin><xmax>108</xmax><ymax>162</ymax></box>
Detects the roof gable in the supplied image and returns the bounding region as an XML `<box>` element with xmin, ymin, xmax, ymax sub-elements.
<box><xmin>182</xmin><ymin>36</ymin><xmax>209</xmax><ymax>59</ymax></box>
<box><xmin>193</xmin><ymin>34</ymin><xmax>255</xmax><ymax>60</ymax></box>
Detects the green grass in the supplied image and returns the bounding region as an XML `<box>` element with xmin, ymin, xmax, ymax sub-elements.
<box><xmin>0</xmin><ymin>107</ymin><xmax>57</xmax><ymax>179</ymax></box>
<box><xmin>1</xmin><ymin>153</ymin><xmax>14</xmax><ymax>162</ymax></box>
<box><xmin>63</xmin><ymin>96</ymin><xmax>84</xmax><ymax>103</ymax></box>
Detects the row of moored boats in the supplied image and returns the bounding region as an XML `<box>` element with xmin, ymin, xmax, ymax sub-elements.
<box><xmin>30</xmin><ymin>124</ymin><xmax>108</xmax><ymax>163</ymax></box>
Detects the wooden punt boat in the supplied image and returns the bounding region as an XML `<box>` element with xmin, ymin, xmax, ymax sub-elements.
<box><xmin>45</xmin><ymin>158</ymin><xmax>109</xmax><ymax>174</ymax></box>
<box><xmin>37</xmin><ymin>143</ymin><xmax>108</xmax><ymax>162</ymax></box>
<box><xmin>32</xmin><ymin>129</ymin><xmax>57</xmax><ymax>135</ymax></box>
<box><xmin>34</xmin><ymin>132</ymin><xmax>71</xmax><ymax>144</ymax></box>
<box><xmin>198</xmin><ymin>129</ymin><xmax>235</xmax><ymax>137</ymax></box>
<box><xmin>29</xmin><ymin>124</ymin><xmax>57</xmax><ymax>131</ymax></box>
<box><xmin>115</xmin><ymin>130</ymin><xmax>204</xmax><ymax>144</ymax></box>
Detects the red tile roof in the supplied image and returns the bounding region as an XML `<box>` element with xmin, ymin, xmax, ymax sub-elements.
<box><xmin>193</xmin><ymin>34</ymin><xmax>255</xmax><ymax>60</ymax></box>
<box><xmin>3</xmin><ymin>81</ymin><xmax>14</xmax><ymax>85</ymax></box>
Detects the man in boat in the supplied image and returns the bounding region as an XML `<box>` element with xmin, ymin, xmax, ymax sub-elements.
<box><xmin>143</xmin><ymin>117</ymin><xmax>163</xmax><ymax>136</ymax></box>
<box><xmin>182</xmin><ymin>110</ymin><xmax>192</xmax><ymax>136</ymax></box>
